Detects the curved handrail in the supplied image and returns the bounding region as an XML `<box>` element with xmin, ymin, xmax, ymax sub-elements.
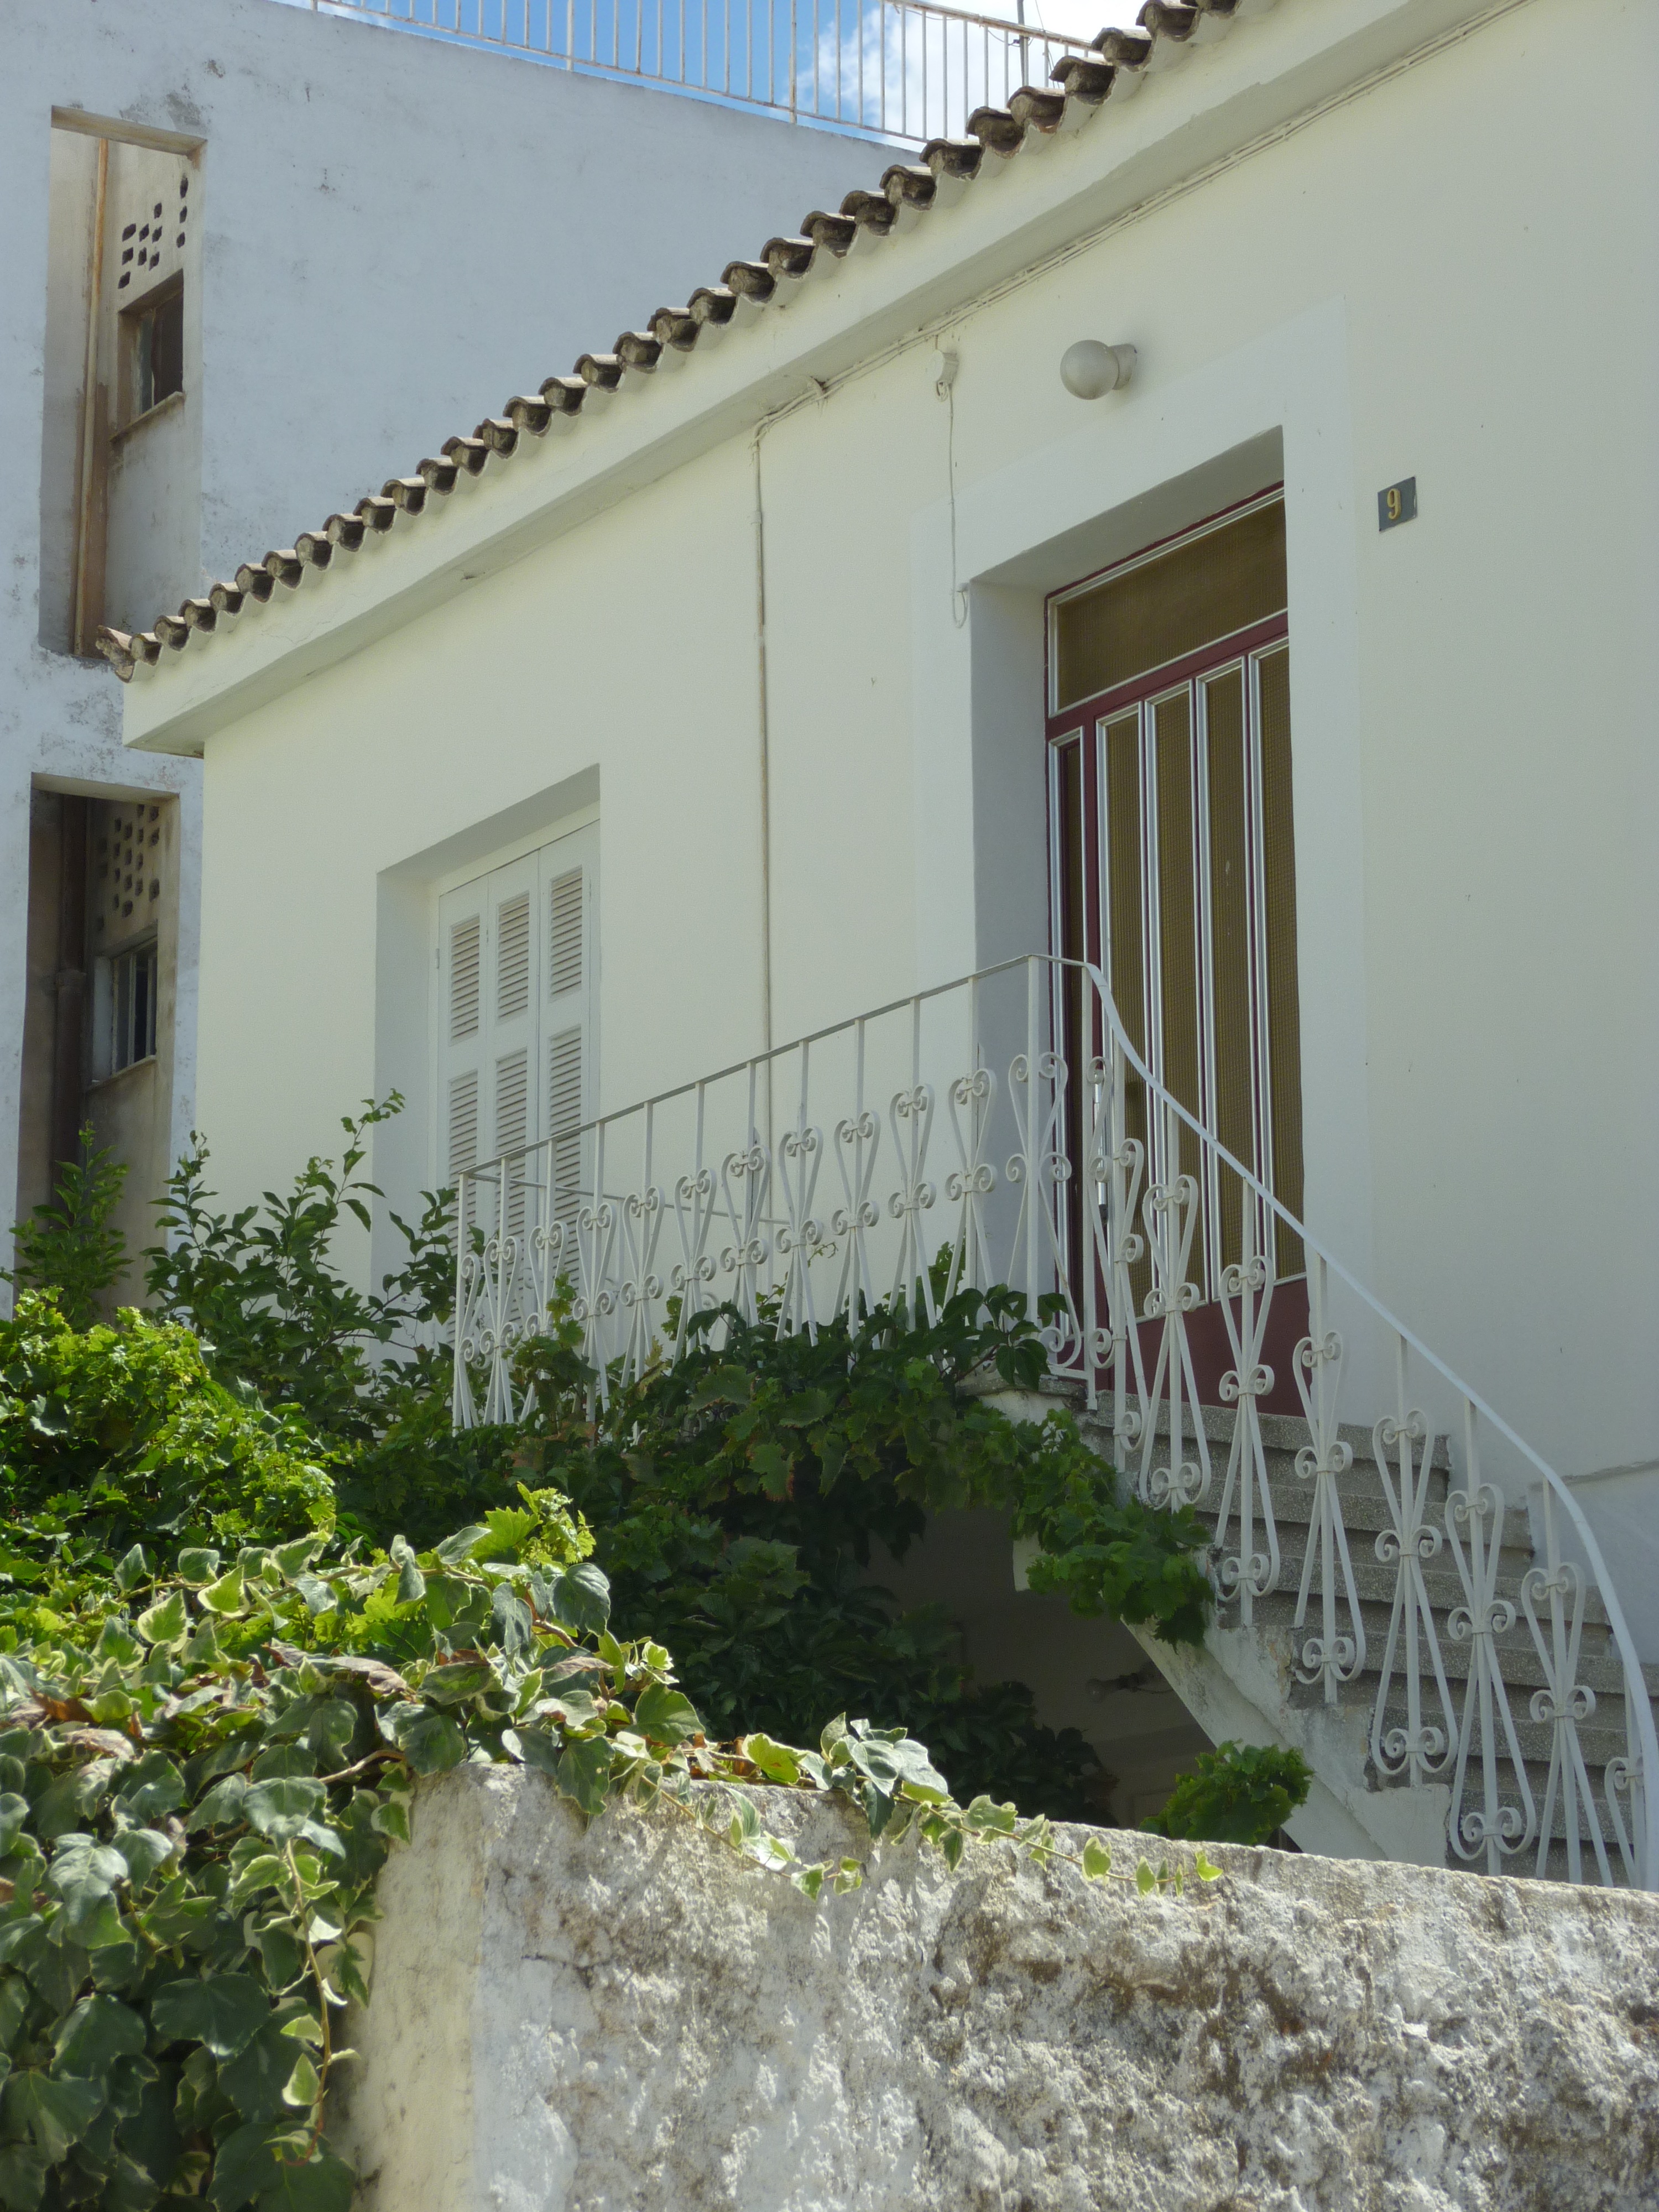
<box><xmin>1078</xmin><ymin>957</ymin><xmax>1658</xmax><ymax>1889</ymax></box>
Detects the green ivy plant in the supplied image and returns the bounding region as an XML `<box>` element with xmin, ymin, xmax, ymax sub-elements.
<box><xmin>0</xmin><ymin>1482</ymin><xmax>1220</xmax><ymax>2212</ymax></box>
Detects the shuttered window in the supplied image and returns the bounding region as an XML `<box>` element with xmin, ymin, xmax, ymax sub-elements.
<box><xmin>436</xmin><ymin>826</ymin><xmax>597</xmax><ymax>1224</ymax></box>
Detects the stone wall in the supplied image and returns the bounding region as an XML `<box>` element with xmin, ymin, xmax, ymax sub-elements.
<box><xmin>330</xmin><ymin>1767</ymin><xmax>1659</xmax><ymax>2210</ymax></box>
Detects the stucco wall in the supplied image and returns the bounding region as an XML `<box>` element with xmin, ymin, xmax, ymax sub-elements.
<box><xmin>330</xmin><ymin>1767</ymin><xmax>1659</xmax><ymax>2211</ymax></box>
<box><xmin>2</xmin><ymin>0</ymin><xmax>885</xmax><ymax>1272</ymax></box>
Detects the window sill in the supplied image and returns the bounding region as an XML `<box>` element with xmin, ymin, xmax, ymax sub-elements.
<box><xmin>112</xmin><ymin>388</ymin><xmax>185</xmax><ymax>445</ymax></box>
<box><xmin>88</xmin><ymin>1053</ymin><xmax>158</xmax><ymax>1092</ymax></box>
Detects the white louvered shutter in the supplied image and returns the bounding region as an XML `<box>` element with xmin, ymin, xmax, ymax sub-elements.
<box><xmin>436</xmin><ymin>826</ymin><xmax>596</xmax><ymax>1241</ymax></box>
<box><xmin>439</xmin><ymin>882</ymin><xmax>487</xmax><ymax>1235</ymax></box>
<box><xmin>488</xmin><ymin>857</ymin><xmax>540</xmax><ymax>1235</ymax></box>
<box><xmin>541</xmin><ymin>838</ymin><xmax>593</xmax><ymax>1226</ymax></box>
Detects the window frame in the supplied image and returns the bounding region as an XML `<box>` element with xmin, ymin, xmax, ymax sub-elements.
<box><xmin>103</xmin><ymin>935</ymin><xmax>159</xmax><ymax>1079</ymax></box>
<box><xmin>117</xmin><ymin>271</ymin><xmax>185</xmax><ymax>432</ymax></box>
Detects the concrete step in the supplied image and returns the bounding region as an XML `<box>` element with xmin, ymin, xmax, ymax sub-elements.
<box><xmin>1218</xmin><ymin>1548</ymin><xmax>1611</xmax><ymax>1632</ymax></box>
<box><xmin>1267</xmin><ymin>1627</ymin><xmax>1631</xmax><ymax>1701</ymax></box>
<box><xmin>1078</xmin><ymin>1401</ymin><xmax>1458</xmax><ymax>1477</ymax></box>
<box><xmin>1189</xmin><ymin>1474</ymin><xmax>1524</xmax><ymax>1548</ymax></box>
<box><xmin>1365</xmin><ymin>1701</ymin><xmax>1637</xmax><ymax>1773</ymax></box>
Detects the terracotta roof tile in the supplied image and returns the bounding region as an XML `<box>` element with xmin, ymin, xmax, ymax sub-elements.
<box><xmin>94</xmin><ymin>0</ymin><xmax>1242</xmax><ymax>684</ymax></box>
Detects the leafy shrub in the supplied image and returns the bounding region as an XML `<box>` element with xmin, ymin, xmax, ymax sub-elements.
<box><xmin>6</xmin><ymin>1136</ymin><xmax>128</xmax><ymax>1333</ymax></box>
<box><xmin>1</xmin><ymin>1295</ymin><xmax>333</xmax><ymax>1562</ymax></box>
<box><xmin>1141</xmin><ymin>1739</ymin><xmax>1312</xmax><ymax>1846</ymax></box>
<box><xmin>133</xmin><ymin>1109</ymin><xmax>1210</xmax><ymax>1820</ymax></box>
<box><xmin>513</xmin><ymin>1287</ymin><xmax>1212</xmax><ymax>1816</ymax></box>
<box><xmin>143</xmin><ymin>1105</ymin><xmax>452</xmax><ymax>1453</ymax></box>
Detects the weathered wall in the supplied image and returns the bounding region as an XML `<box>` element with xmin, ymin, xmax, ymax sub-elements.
<box><xmin>330</xmin><ymin>1767</ymin><xmax>1659</xmax><ymax>2212</ymax></box>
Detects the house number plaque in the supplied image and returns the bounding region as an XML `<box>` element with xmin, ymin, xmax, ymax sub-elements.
<box><xmin>1378</xmin><ymin>477</ymin><xmax>1417</xmax><ymax>530</ymax></box>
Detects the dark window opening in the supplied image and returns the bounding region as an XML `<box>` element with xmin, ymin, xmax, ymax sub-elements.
<box><xmin>125</xmin><ymin>280</ymin><xmax>184</xmax><ymax>421</ymax></box>
<box><xmin>112</xmin><ymin>940</ymin><xmax>158</xmax><ymax>1073</ymax></box>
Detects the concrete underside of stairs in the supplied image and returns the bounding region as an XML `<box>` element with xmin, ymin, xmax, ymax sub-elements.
<box><xmin>332</xmin><ymin>1768</ymin><xmax>1659</xmax><ymax>2212</ymax></box>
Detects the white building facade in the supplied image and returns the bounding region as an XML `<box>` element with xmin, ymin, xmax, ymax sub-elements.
<box><xmin>5</xmin><ymin>0</ymin><xmax>879</xmax><ymax>1293</ymax></box>
<box><xmin>107</xmin><ymin>0</ymin><xmax>1659</xmax><ymax>1876</ymax></box>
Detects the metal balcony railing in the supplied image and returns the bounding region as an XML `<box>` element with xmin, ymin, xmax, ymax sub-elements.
<box><xmin>298</xmin><ymin>0</ymin><xmax>1092</xmax><ymax>143</ymax></box>
<box><xmin>450</xmin><ymin>953</ymin><xmax>1658</xmax><ymax>1893</ymax></box>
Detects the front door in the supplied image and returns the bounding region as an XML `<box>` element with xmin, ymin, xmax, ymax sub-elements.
<box><xmin>1046</xmin><ymin>492</ymin><xmax>1307</xmax><ymax>1410</ymax></box>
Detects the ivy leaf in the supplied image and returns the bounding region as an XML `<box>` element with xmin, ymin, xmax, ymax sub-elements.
<box><xmin>0</xmin><ymin>2069</ymin><xmax>105</xmax><ymax>2161</ymax></box>
<box><xmin>254</xmin><ymin>2150</ymin><xmax>358</xmax><ymax>2212</ymax></box>
<box><xmin>417</xmin><ymin>1662</ymin><xmax>493</xmax><ymax>1707</ymax></box>
<box><xmin>387</xmin><ymin>1708</ymin><xmax>466</xmax><ymax>1776</ymax></box>
<box><xmin>432</xmin><ymin>1525</ymin><xmax>488</xmax><ymax>1567</ymax></box>
<box><xmin>251</xmin><ymin>1921</ymin><xmax>309</xmax><ymax>1995</ymax></box>
<box><xmin>554</xmin><ymin>1736</ymin><xmax>612</xmax><ymax>1820</ymax></box>
<box><xmin>48</xmin><ymin>1835</ymin><xmax>131</xmax><ymax>1948</ymax></box>
<box><xmin>207</xmin><ymin>2121</ymin><xmax>353</xmax><ymax>2212</ymax></box>
<box><xmin>388</xmin><ymin>1535</ymin><xmax>426</xmax><ymax>1605</ymax></box>
<box><xmin>545</xmin><ymin>1562</ymin><xmax>610</xmax><ymax>1638</ymax></box>
<box><xmin>189</xmin><ymin>1773</ymin><xmax>251</xmax><ymax>1832</ymax></box>
<box><xmin>1081</xmin><ymin>1836</ymin><xmax>1113</xmax><ymax>1882</ymax></box>
<box><xmin>114</xmin><ymin>1750</ymin><xmax>187</xmax><ymax>1822</ymax></box>
<box><xmin>34</xmin><ymin>1760</ymin><xmax>118</xmax><ymax>1840</ymax></box>
<box><xmin>274</xmin><ymin>1535</ymin><xmax>327</xmax><ymax>1581</ymax></box>
<box><xmin>1194</xmin><ymin>1849</ymin><xmax>1225</xmax><ymax>1882</ymax></box>
<box><xmin>135</xmin><ymin>1590</ymin><xmax>187</xmax><ymax>1647</ymax></box>
<box><xmin>737</xmin><ymin>1733</ymin><xmax>798</xmax><ymax>1783</ymax></box>
<box><xmin>0</xmin><ymin>2140</ymin><xmax>50</xmax><ymax>2212</ymax></box>
<box><xmin>53</xmin><ymin>1994</ymin><xmax>147</xmax><ymax>2075</ymax></box>
<box><xmin>0</xmin><ymin>1791</ymin><xmax>28</xmax><ymax>1856</ymax></box>
<box><xmin>174</xmin><ymin>1550</ymin><xmax>221</xmax><ymax>1585</ymax></box>
<box><xmin>490</xmin><ymin>1584</ymin><xmax>534</xmax><ymax>1656</ymax></box>
<box><xmin>150</xmin><ymin>1974</ymin><xmax>271</xmax><ymax>2062</ymax></box>
<box><xmin>963</xmin><ymin>1796</ymin><xmax>1018</xmax><ymax>1838</ymax></box>
<box><xmin>220</xmin><ymin>2020</ymin><xmax>306</xmax><ymax>2124</ymax></box>
<box><xmin>112</xmin><ymin>1546</ymin><xmax>149</xmax><ymax>1593</ymax></box>
<box><xmin>633</xmin><ymin>1686</ymin><xmax>701</xmax><ymax>1746</ymax></box>
<box><xmin>281</xmin><ymin>2052</ymin><xmax>320</xmax><ymax>2109</ymax></box>
<box><xmin>316</xmin><ymin>1653</ymin><xmax>407</xmax><ymax>1699</ymax></box>
<box><xmin>200</xmin><ymin>1565</ymin><xmax>248</xmax><ymax>1617</ymax></box>
<box><xmin>243</xmin><ymin>1776</ymin><xmax>329</xmax><ymax>1847</ymax></box>
<box><xmin>1135</xmin><ymin>1860</ymin><xmax>1157</xmax><ymax>1897</ymax></box>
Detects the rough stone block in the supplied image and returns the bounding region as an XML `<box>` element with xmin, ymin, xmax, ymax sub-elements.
<box><xmin>330</xmin><ymin>1767</ymin><xmax>1659</xmax><ymax>2209</ymax></box>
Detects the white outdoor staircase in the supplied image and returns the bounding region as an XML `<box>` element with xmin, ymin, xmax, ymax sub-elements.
<box><xmin>450</xmin><ymin>953</ymin><xmax>1659</xmax><ymax>1892</ymax></box>
<box><xmin>992</xmin><ymin>1381</ymin><xmax>1659</xmax><ymax>1883</ymax></box>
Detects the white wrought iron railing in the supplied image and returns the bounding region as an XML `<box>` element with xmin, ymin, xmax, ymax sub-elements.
<box><xmin>298</xmin><ymin>0</ymin><xmax>1091</xmax><ymax>144</ymax></box>
<box><xmin>450</xmin><ymin>953</ymin><xmax>1658</xmax><ymax>1891</ymax></box>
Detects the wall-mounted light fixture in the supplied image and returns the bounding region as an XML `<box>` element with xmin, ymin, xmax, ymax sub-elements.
<box><xmin>1060</xmin><ymin>339</ymin><xmax>1137</xmax><ymax>398</ymax></box>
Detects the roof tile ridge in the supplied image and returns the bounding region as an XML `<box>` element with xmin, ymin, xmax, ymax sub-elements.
<box><xmin>97</xmin><ymin>3</ymin><xmax>1197</xmax><ymax>682</ymax></box>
